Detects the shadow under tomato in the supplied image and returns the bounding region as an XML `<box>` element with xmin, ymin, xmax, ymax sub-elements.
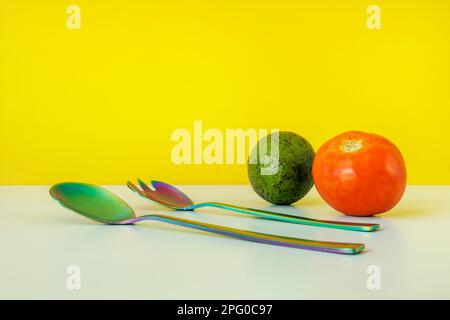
<box><xmin>382</xmin><ymin>207</ymin><xmax>431</xmax><ymax>219</ymax></box>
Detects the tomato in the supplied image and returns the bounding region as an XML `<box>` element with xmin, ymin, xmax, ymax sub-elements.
<box><xmin>312</xmin><ymin>131</ymin><xmax>406</xmax><ymax>216</ymax></box>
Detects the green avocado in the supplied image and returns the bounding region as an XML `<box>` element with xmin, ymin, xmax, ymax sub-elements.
<box><xmin>247</xmin><ymin>131</ymin><xmax>315</xmax><ymax>205</ymax></box>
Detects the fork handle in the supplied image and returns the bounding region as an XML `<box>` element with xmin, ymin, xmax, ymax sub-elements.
<box><xmin>193</xmin><ymin>202</ymin><xmax>379</xmax><ymax>232</ymax></box>
<box><xmin>124</xmin><ymin>214</ymin><xmax>364</xmax><ymax>254</ymax></box>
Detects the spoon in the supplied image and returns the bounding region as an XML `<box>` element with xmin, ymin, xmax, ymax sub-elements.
<box><xmin>127</xmin><ymin>179</ymin><xmax>380</xmax><ymax>232</ymax></box>
<box><xmin>49</xmin><ymin>182</ymin><xmax>365</xmax><ymax>254</ymax></box>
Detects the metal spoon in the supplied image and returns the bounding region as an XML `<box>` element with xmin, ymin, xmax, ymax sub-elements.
<box><xmin>49</xmin><ymin>182</ymin><xmax>365</xmax><ymax>254</ymax></box>
<box><xmin>127</xmin><ymin>179</ymin><xmax>380</xmax><ymax>232</ymax></box>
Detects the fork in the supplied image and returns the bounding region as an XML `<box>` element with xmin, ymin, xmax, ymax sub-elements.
<box><xmin>127</xmin><ymin>179</ymin><xmax>380</xmax><ymax>232</ymax></box>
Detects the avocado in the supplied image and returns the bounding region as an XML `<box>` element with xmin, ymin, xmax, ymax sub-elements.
<box><xmin>247</xmin><ymin>131</ymin><xmax>315</xmax><ymax>205</ymax></box>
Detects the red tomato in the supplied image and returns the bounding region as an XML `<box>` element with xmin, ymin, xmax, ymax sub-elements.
<box><xmin>312</xmin><ymin>131</ymin><xmax>406</xmax><ymax>216</ymax></box>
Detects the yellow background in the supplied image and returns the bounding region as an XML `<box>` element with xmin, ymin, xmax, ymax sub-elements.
<box><xmin>1</xmin><ymin>0</ymin><xmax>449</xmax><ymax>185</ymax></box>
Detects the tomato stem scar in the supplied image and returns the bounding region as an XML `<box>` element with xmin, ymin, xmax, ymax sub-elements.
<box><xmin>341</xmin><ymin>140</ymin><xmax>363</xmax><ymax>152</ymax></box>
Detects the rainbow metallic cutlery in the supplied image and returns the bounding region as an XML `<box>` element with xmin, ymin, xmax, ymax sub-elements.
<box><xmin>50</xmin><ymin>182</ymin><xmax>365</xmax><ymax>254</ymax></box>
<box><xmin>127</xmin><ymin>179</ymin><xmax>380</xmax><ymax>232</ymax></box>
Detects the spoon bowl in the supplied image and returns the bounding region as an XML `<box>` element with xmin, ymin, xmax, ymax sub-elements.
<box><xmin>50</xmin><ymin>182</ymin><xmax>135</xmax><ymax>223</ymax></box>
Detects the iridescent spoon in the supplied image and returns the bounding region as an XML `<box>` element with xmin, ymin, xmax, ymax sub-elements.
<box><xmin>49</xmin><ymin>182</ymin><xmax>365</xmax><ymax>254</ymax></box>
<box><xmin>127</xmin><ymin>179</ymin><xmax>380</xmax><ymax>232</ymax></box>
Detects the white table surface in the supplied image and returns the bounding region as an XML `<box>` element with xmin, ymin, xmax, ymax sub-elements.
<box><xmin>1</xmin><ymin>184</ymin><xmax>449</xmax><ymax>299</ymax></box>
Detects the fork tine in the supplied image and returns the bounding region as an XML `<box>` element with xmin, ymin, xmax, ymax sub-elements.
<box><xmin>137</xmin><ymin>178</ymin><xmax>153</xmax><ymax>193</ymax></box>
<box><xmin>127</xmin><ymin>181</ymin><xmax>148</xmax><ymax>198</ymax></box>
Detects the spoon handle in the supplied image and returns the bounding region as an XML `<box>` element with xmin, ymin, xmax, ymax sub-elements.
<box><xmin>193</xmin><ymin>202</ymin><xmax>379</xmax><ymax>232</ymax></box>
<box><xmin>123</xmin><ymin>214</ymin><xmax>364</xmax><ymax>254</ymax></box>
